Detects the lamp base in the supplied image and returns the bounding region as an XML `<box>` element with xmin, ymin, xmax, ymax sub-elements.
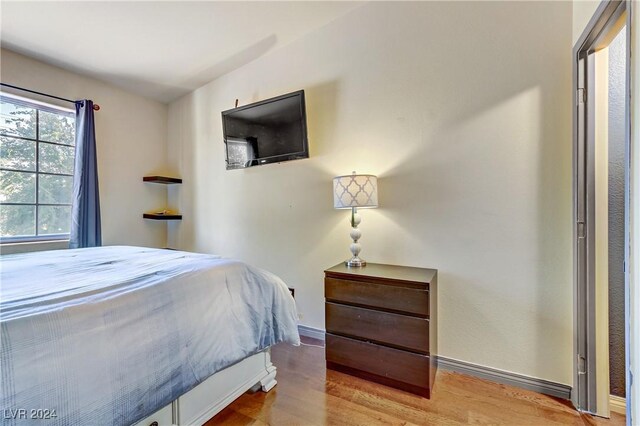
<box><xmin>345</xmin><ymin>258</ymin><xmax>366</xmax><ymax>267</ymax></box>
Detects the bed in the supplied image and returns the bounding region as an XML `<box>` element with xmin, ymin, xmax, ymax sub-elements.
<box><xmin>0</xmin><ymin>246</ymin><xmax>300</xmax><ymax>425</ymax></box>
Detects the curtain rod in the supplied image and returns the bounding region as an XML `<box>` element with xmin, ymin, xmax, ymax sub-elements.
<box><xmin>0</xmin><ymin>82</ymin><xmax>100</xmax><ymax>111</ymax></box>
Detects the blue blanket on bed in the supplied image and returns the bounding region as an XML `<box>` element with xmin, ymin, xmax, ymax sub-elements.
<box><xmin>0</xmin><ymin>246</ymin><xmax>299</xmax><ymax>425</ymax></box>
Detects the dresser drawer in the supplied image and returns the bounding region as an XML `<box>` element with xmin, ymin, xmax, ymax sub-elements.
<box><xmin>325</xmin><ymin>277</ymin><xmax>429</xmax><ymax>317</ymax></box>
<box><xmin>326</xmin><ymin>333</ymin><xmax>431</xmax><ymax>393</ymax></box>
<box><xmin>326</xmin><ymin>302</ymin><xmax>429</xmax><ymax>354</ymax></box>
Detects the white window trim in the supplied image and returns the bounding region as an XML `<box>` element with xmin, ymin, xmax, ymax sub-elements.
<box><xmin>0</xmin><ymin>91</ymin><xmax>74</xmax><ymax>114</ymax></box>
<box><xmin>0</xmin><ymin>92</ymin><xmax>75</xmax><ymax>244</ymax></box>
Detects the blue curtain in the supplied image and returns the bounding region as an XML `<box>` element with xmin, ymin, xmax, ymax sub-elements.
<box><xmin>70</xmin><ymin>100</ymin><xmax>101</xmax><ymax>248</ymax></box>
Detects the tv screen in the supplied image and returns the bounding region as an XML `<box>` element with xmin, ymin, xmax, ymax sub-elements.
<box><xmin>222</xmin><ymin>90</ymin><xmax>309</xmax><ymax>170</ymax></box>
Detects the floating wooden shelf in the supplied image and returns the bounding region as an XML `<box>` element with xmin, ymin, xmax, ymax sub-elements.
<box><xmin>143</xmin><ymin>176</ymin><xmax>182</xmax><ymax>184</ymax></box>
<box><xmin>143</xmin><ymin>213</ymin><xmax>182</xmax><ymax>220</ymax></box>
<box><xmin>143</xmin><ymin>175</ymin><xmax>182</xmax><ymax>222</ymax></box>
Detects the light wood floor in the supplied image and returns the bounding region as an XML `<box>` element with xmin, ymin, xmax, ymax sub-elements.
<box><xmin>207</xmin><ymin>337</ymin><xmax>625</xmax><ymax>425</ymax></box>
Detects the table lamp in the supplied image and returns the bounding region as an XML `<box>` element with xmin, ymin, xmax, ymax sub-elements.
<box><xmin>333</xmin><ymin>171</ymin><xmax>378</xmax><ymax>267</ymax></box>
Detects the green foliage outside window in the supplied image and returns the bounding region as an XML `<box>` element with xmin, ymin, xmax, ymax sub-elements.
<box><xmin>0</xmin><ymin>98</ymin><xmax>75</xmax><ymax>240</ymax></box>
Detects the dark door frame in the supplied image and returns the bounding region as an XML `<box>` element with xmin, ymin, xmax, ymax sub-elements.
<box><xmin>572</xmin><ymin>0</ymin><xmax>630</xmax><ymax>415</ymax></box>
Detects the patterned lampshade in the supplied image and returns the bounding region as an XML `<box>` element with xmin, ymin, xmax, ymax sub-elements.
<box><xmin>333</xmin><ymin>173</ymin><xmax>378</xmax><ymax>209</ymax></box>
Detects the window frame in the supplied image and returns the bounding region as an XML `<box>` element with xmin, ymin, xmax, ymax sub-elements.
<box><xmin>0</xmin><ymin>93</ymin><xmax>75</xmax><ymax>244</ymax></box>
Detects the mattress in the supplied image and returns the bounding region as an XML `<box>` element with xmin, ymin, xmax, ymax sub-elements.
<box><xmin>0</xmin><ymin>246</ymin><xmax>299</xmax><ymax>425</ymax></box>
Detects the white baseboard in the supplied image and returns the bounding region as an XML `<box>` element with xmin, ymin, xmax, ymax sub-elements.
<box><xmin>436</xmin><ymin>356</ymin><xmax>572</xmax><ymax>400</ymax></box>
<box><xmin>297</xmin><ymin>325</ymin><xmax>572</xmax><ymax>401</ymax></box>
<box><xmin>609</xmin><ymin>395</ymin><xmax>626</xmax><ymax>415</ymax></box>
<box><xmin>298</xmin><ymin>324</ymin><xmax>326</xmax><ymax>341</ymax></box>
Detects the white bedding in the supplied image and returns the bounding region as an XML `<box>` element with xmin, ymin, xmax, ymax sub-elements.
<box><xmin>0</xmin><ymin>246</ymin><xmax>299</xmax><ymax>425</ymax></box>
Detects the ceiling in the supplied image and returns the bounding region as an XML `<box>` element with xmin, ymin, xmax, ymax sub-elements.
<box><xmin>1</xmin><ymin>1</ymin><xmax>362</xmax><ymax>103</ymax></box>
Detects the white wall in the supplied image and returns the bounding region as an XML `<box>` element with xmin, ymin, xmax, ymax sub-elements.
<box><xmin>0</xmin><ymin>49</ymin><xmax>169</xmax><ymax>251</ymax></box>
<box><xmin>168</xmin><ymin>1</ymin><xmax>573</xmax><ymax>384</ymax></box>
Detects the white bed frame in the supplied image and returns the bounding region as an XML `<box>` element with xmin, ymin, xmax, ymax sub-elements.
<box><xmin>134</xmin><ymin>349</ymin><xmax>276</xmax><ymax>426</ymax></box>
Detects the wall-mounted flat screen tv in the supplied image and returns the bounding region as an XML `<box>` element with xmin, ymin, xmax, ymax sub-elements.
<box><xmin>222</xmin><ymin>90</ymin><xmax>309</xmax><ymax>170</ymax></box>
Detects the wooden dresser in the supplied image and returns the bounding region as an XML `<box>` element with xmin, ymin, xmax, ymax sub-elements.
<box><xmin>324</xmin><ymin>262</ymin><xmax>437</xmax><ymax>398</ymax></box>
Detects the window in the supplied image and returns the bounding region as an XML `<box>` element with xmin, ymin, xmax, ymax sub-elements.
<box><xmin>0</xmin><ymin>95</ymin><xmax>75</xmax><ymax>242</ymax></box>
